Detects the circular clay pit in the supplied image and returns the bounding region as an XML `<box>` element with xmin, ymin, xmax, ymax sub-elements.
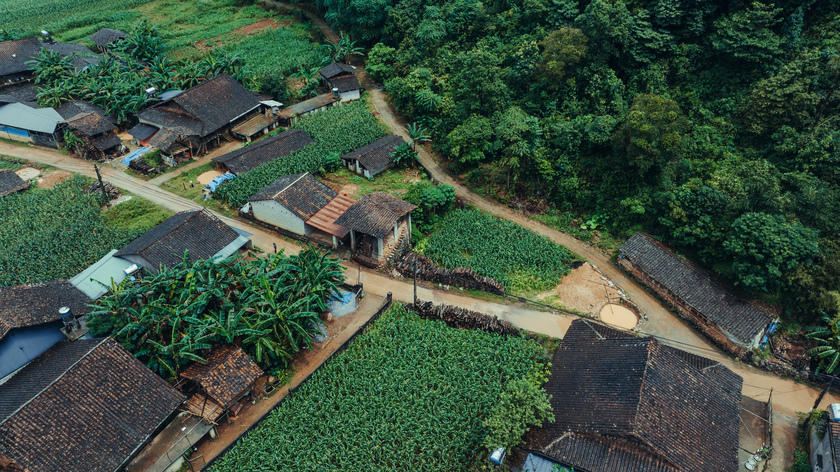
<box><xmin>599</xmin><ymin>303</ymin><xmax>639</xmax><ymax>330</ymax></box>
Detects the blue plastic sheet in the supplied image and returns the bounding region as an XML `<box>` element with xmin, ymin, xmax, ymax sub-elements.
<box><xmin>204</xmin><ymin>172</ymin><xmax>236</xmax><ymax>192</ymax></box>
<box><xmin>121</xmin><ymin>146</ymin><xmax>152</xmax><ymax>165</ymax></box>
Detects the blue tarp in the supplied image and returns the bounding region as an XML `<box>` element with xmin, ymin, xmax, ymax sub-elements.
<box><xmin>204</xmin><ymin>172</ymin><xmax>236</xmax><ymax>192</ymax></box>
<box><xmin>121</xmin><ymin>146</ymin><xmax>152</xmax><ymax>165</ymax></box>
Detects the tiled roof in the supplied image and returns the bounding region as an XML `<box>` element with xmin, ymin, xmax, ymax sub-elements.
<box><xmin>56</xmin><ymin>100</ymin><xmax>113</xmax><ymax>123</ymax></box>
<box><xmin>147</xmin><ymin>128</ymin><xmax>180</xmax><ymax>150</ymax></box>
<box><xmin>0</xmin><ymin>338</ymin><xmax>184</xmax><ymax>472</ymax></box>
<box><xmin>524</xmin><ymin>319</ymin><xmax>742</xmax><ymax>472</ymax></box>
<box><xmin>213</xmin><ymin>129</ymin><xmax>313</xmax><ymax>175</ymax></box>
<box><xmin>114</xmin><ymin>209</ymin><xmax>243</xmax><ymax>272</ymax></box>
<box><xmin>61</xmin><ymin>112</ymin><xmax>115</xmax><ymax>136</ymax></box>
<box><xmin>180</xmin><ymin>344</ymin><xmax>262</xmax><ymax>407</ymax></box>
<box><xmin>0</xmin><ymin>169</ymin><xmax>28</xmax><ymax>197</ymax></box>
<box><xmin>620</xmin><ymin>233</ymin><xmax>774</xmax><ymax>345</ymax></box>
<box><xmin>137</xmin><ymin>74</ymin><xmax>260</xmax><ymax>138</ymax></box>
<box><xmin>0</xmin><ymin>280</ymin><xmax>90</xmax><ymax>341</ymax></box>
<box><xmin>128</xmin><ymin>123</ymin><xmax>158</xmax><ymax>141</ymax></box>
<box><xmin>0</xmin><ymin>37</ymin><xmax>41</xmax><ymax>77</ymax></box>
<box><xmin>328</xmin><ymin>74</ymin><xmax>361</xmax><ymax>93</ymax></box>
<box><xmin>278</xmin><ymin>93</ymin><xmax>337</xmax><ymax>119</ymax></box>
<box><xmin>318</xmin><ymin>62</ymin><xmax>357</xmax><ymax>79</ymax></box>
<box><xmin>89</xmin><ymin>28</ymin><xmax>126</xmax><ymax>47</ymax></box>
<box><xmin>306</xmin><ymin>195</ymin><xmax>354</xmax><ymax>238</ymax></box>
<box><xmin>248</xmin><ymin>172</ymin><xmax>336</xmax><ymax>220</ymax></box>
<box><xmin>90</xmin><ymin>132</ymin><xmax>122</xmax><ymax>151</ymax></box>
<box><xmin>341</xmin><ymin>134</ymin><xmax>404</xmax><ymax>175</ymax></box>
<box><xmin>334</xmin><ymin>192</ymin><xmax>416</xmax><ymax>239</ymax></box>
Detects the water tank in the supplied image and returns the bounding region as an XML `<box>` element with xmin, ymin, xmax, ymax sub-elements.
<box><xmin>59</xmin><ymin>306</ymin><xmax>73</xmax><ymax>323</ymax></box>
<box><xmin>489</xmin><ymin>447</ymin><xmax>506</xmax><ymax>466</ymax></box>
<box><xmin>828</xmin><ymin>403</ymin><xmax>840</xmax><ymax>422</ymax></box>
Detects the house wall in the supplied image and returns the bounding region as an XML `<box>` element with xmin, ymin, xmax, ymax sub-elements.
<box><xmin>810</xmin><ymin>426</ymin><xmax>835</xmax><ymax>472</ymax></box>
<box><xmin>0</xmin><ymin>125</ymin><xmax>33</xmax><ymax>144</ymax></box>
<box><xmin>251</xmin><ymin>200</ymin><xmax>307</xmax><ymax>236</ymax></box>
<box><xmin>618</xmin><ymin>257</ymin><xmax>749</xmax><ymax>358</ymax></box>
<box><xmin>339</xmin><ymin>89</ymin><xmax>360</xmax><ymax>102</ymax></box>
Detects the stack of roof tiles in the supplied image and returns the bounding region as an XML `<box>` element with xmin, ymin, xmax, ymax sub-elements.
<box><xmin>335</xmin><ymin>192</ymin><xmax>416</xmax><ymax>238</ymax></box>
<box><xmin>0</xmin><ymin>280</ymin><xmax>90</xmax><ymax>341</ymax></box>
<box><xmin>0</xmin><ymin>338</ymin><xmax>184</xmax><ymax>472</ymax></box>
<box><xmin>213</xmin><ymin>129</ymin><xmax>313</xmax><ymax>175</ymax></box>
<box><xmin>248</xmin><ymin>172</ymin><xmax>337</xmax><ymax>219</ymax></box>
<box><xmin>0</xmin><ymin>169</ymin><xmax>28</xmax><ymax>197</ymax></box>
<box><xmin>341</xmin><ymin>135</ymin><xmax>405</xmax><ymax>175</ymax></box>
<box><xmin>620</xmin><ymin>233</ymin><xmax>773</xmax><ymax>346</ymax></box>
<box><xmin>180</xmin><ymin>344</ymin><xmax>262</xmax><ymax>407</ymax></box>
<box><xmin>523</xmin><ymin>319</ymin><xmax>743</xmax><ymax>472</ymax></box>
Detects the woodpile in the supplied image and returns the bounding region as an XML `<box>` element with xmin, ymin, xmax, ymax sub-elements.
<box><xmin>353</xmin><ymin>253</ymin><xmax>379</xmax><ymax>269</ymax></box>
<box><xmin>85</xmin><ymin>181</ymin><xmax>120</xmax><ymax>200</ymax></box>
<box><xmin>129</xmin><ymin>157</ymin><xmax>160</xmax><ymax>175</ymax></box>
<box><xmin>397</xmin><ymin>252</ymin><xmax>505</xmax><ymax>295</ymax></box>
<box><xmin>412</xmin><ymin>300</ymin><xmax>520</xmax><ymax>336</ymax></box>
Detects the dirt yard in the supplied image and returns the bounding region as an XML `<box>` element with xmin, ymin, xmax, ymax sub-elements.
<box><xmin>37</xmin><ymin>169</ymin><xmax>72</xmax><ymax>189</ymax></box>
<box><xmin>538</xmin><ymin>262</ymin><xmax>621</xmax><ymax>314</ymax></box>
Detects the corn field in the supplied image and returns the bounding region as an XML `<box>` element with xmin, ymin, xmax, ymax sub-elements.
<box><xmin>215</xmin><ymin>100</ymin><xmax>387</xmax><ymax>208</ymax></box>
<box><xmin>420</xmin><ymin>208</ymin><xmax>574</xmax><ymax>293</ymax></box>
<box><xmin>209</xmin><ymin>303</ymin><xmax>545</xmax><ymax>471</ymax></box>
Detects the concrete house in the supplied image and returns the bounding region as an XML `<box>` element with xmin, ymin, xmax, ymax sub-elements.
<box><xmin>0</xmin><ymin>169</ymin><xmax>28</xmax><ymax>197</ymax></box>
<box><xmin>0</xmin><ymin>280</ymin><xmax>91</xmax><ymax>380</ymax></box>
<box><xmin>335</xmin><ymin>192</ymin><xmax>416</xmax><ymax>264</ymax></box>
<box><xmin>0</xmin><ymin>338</ymin><xmax>185</xmax><ymax>472</ymax></box>
<box><xmin>318</xmin><ymin>62</ymin><xmax>361</xmax><ymax>102</ymax></box>
<box><xmin>247</xmin><ymin>173</ymin><xmax>338</xmax><ymax>236</ymax></box>
<box><xmin>520</xmin><ymin>319</ymin><xmax>744</xmax><ymax>472</ymax></box>
<box><xmin>811</xmin><ymin>406</ymin><xmax>840</xmax><ymax>472</ymax></box>
<box><xmin>213</xmin><ymin>128</ymin><xmax>313</xmax><ymax>175</ymax></box>
<box><xmin>341</xmin><ymin>134</ymin><xmax>406</xmax><ymax>179</ymax></box>
<box><xmin>60</xmin><ymin>112</ymin><xmax>125</xmax><ymax>160</ymax></box>
<box><xmin>277</xmin><ymin>93</ymin><xmax>339</xmax><ymax>126</ymax></box>
<box><xmin>618</xmin><ymin>233</ymin><xmax>776</xmax><ymax>356</ymax></box>
<box><xmin>0</xmin><ymin>102</ymin><xmax>63</xmax><ymax>147</ymax></box>
<box><xmin>114</xmin><ymin>209</ymin><xmax>252</xmax><ymax>274</ymax></box>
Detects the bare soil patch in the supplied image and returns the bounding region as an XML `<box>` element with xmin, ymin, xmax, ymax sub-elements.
<box><xmin>37</xmin><ymin>169</ymin><xmax>72</xmax><ymax>188</ymax></box>
<box><xmin>538</xmin><ymin>262</ymin><xmax>621</xmax><ymax>314</ymax></box>
<box><xmin>232</xmin><ymin>18</ymin><xmax>289</xmax><ymax>36</ymax></box>
<box><xmin>339</xmin><ymin>183</ymin><xmax>360</xmax><ymax>198</ymax></box>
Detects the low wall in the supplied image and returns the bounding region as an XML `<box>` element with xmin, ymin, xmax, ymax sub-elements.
<box><xmin>412</xmin><ymin>300</ymin><xmax>519</xmax><ymax>336</ymax></box>
<box><xmin>397</xmin><ymin>252</ymin><xmax>505</xmax><ymax>295</ymax></box>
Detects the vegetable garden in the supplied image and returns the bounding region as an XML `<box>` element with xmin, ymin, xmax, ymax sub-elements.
<box><xmin>215</xmin><ymin>99</ymin><xmax>388</xmax><ymax>208</ymax></box>
<box><xmin>209</xmin><ymin>303</ymin><xmax>546</xmax><ymax>471</ymax></box>
<box><xmin>419</xmin><ymin>208</ymin><xmax>575</xmax><ymax>293</ymax></box>
<box><xmin>0</xmin><ymin>176</ymin><xmax>143</xmax><ymax>287</ymax></box>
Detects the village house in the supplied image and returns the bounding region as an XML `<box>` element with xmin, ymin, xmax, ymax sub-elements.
<box><xmin>0</xmin><ymin>280</ymin><xmax>91</xmax><ymax>380</ymax></box>
<box><xmin>0</xmin><ymin>169</ymin><xmax>28</xmax><ymax>197</ymax></box>
<box><xmin>135</xmin><ymin>74</ymin><xmax>265</xmax><ymax>164</ymax></box>
<box><xmin>180</xmin><ymin>344</ymin><xmax>263</xmax><ymax>421</ymax></box>
<box><xmin>89</xmin><ymin>28</ymin><xmax>127</xmax><ymax>52</ymax></box>
<box><xmin>519</xmin><ymin>319</ymin><xmax>743</xmax><ymax>472</ymax></box>
<box><xmin>60</xmin><ymin>112</ymin><xmax>125</xmax><ymax>160</ymax></box>
<box><xmin>810</xmin><ymin>406</ymin><xmax>840</xmax><ymax>472</ymax></box>
<box><xmin>0</xmin><ymin>102</ymin><xmax>63</xmax><ymax>147</ymax></box>
<box><xmin>0</xmin><ymin>338</ymin><xmax>185</xmax><ymax>472</ymax></box>
<box><xmin>335</xmin><ymin>192</ymin><xmax>416</xmax><ymax>265</ymax></box>
<box><xmin>277</xmin><ymin>93</ymin><xmax>339</xmax><ymax>126</ymax></box>
<box><xmin>0</xmin><ymin>37</ymin><xmax>100</xmax><ymax>87</ymax></box>
<box><xmin>56</xmin><ymin>99</ymin><xmax>116</xmax><ymax>125</ymax></box>
<box><xmin>341</xmin><ymin>134</ymin><xmax>406</xmax><ymax>179</ymax></box>
<box><xmin>618</xmin><ymin>233</ymin><xmax>776</xmax><ymax>356</ymax></box>
<box><xmin>318</xmin><ymin>62</ymin><xmax>362</xmax><ymax>102</ymax></box>
<box><xmin>114</xmin><ymin>209</ymin><xmax>252</xmax><ymax>274</ymax></box>
<box><xmin>212</xmin><ymin>128</ymin><xmax>313</xmax><ymax>175</ymax></box>
<box><xmin>245</xmin><ymin>172</ymin><xmax>354</xmax><ymax>248</ymax></box>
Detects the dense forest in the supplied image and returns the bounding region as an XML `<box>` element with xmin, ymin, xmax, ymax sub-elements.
<box><xmin>316</xmin><ymin>0</ymin><xmax>840</xmax><ymax>321</ymax></box>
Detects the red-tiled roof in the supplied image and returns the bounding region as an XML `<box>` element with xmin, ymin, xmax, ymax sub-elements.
<box><xmin>181</xmin><ymin>345</ymin><xmax>262</xmax><ymax>407</ymax></box>
<box><xmin>306</xmin><ymin>195</ymin><xmax>355</xmax><ymax>238</ymax></box>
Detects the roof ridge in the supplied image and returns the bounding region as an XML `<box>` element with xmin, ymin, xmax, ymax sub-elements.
<box><xmin>272</xmin><ymin>173</ymin><xmax>308</xmax><ymax>199</ymax></box>
<box><xmin>0</xmin><ymin>338</ymin><xmax>107</xmax><ymax>425</ymax></box>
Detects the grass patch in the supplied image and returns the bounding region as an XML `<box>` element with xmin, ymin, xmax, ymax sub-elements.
<box><xmin>0</xmin><ymin>157</ymin><xmax>24</xmax><ymax>170</ymax></box>
<box><xmin>210</xmin><ymin>303</ymin><xmax>546</xmax><ymax>471</ymax></box>
<box><xmin>103</xmin><ymin>196</ymin><xmax>174</xmax><ymax>231</ymax></box>
<box><xmin>160</xmin><ymin>162</ymin><xmax>240</xmax><ymax>217</ymax></box>
<box><xmin>322</xmin><ymin>167</ymin><xmax>425</xmax><ymax>198</ymax></box>
<box><xmin>213</xmin><ymin>25</ymin><xmax>324</xmax><ymax>78</ymax></box>
<box><xmin>531</xmin><ymin>209</ymin><xmax>625</xmax><ymax>256</ymax></box>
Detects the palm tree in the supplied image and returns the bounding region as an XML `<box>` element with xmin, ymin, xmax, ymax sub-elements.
<box><xmin>807</xmin><ymin>314</ymin><xmax>840</xmax><ymax>374</ymax></box>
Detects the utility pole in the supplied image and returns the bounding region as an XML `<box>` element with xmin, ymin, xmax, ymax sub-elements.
<box><xmin>413</xmin><ymin>256</ymin><xmax>417</xmax><ymax>307</ymax></box>
<box><xmin>93</xmin><ymin>164</ymin><xmax>110</xmax><ymax>208</ymax></box>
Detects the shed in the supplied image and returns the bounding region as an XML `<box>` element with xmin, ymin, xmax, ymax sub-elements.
<box><xmin>61</xmin><ymin>112</ymin><xmax>124</xmax><ymax>160</ymax></box>
<box><xmin>0</xmin><ymin>103</ymin><xmax>63</xmax><ymax>147</ymax></box>
<box><xmin>335</xmin><ymin>192</ymin><xmax>416</xmax><ymax>262</ymax></box>
<box><xmin>318</xmin><ymin>62</ymin><xmax>357</xmax><ymax>79</ymax></box>
<box><xmin>212</xmin><ymin>128</ymin><xmax>313</xmax><ymax>175</ymax></box>
<box><xmin>305</xmin><ymin>195</ymin><xmax>355</xmax><ymax>247</ymax></box>
<box><xmin>0</xmin><ymin>37</ymin><xmax>41</xmax><ymax>85</ymax></box>
<box><xmin>180</xmin><ymin>344</ymin><xmax>263</xmax><ymax>415</ymax></box>
<box><xmin>69</xmin><ymin>249</ymin><xmax>138</xmax><ymax>300</ymax></box>
<box><xmin>341</xmin><ymin>134</ymin><xmax>405</xmax><ymax>179</ymax></box>
<box><xmin>521</xmin><ymin>319</ymin><xmax>743</xmax><ymax>472</ymax></box>
<box><xmin>0</xmin><ymin>338</ymin><xmax>185</xmax><ymax>472</ymax></box>
<box><xmin>56</xmin><ymin>99</ymin><xmax>115</xmax><ymax>124</ymax></box>
<box><xmin>90</xmin><ymin>28</ymin><xmax>127</xmax><ymax>50</ymax></box>
<box><xmin>618</xmin><ymin>233</ymin><xmax>775</xmax><ymax>352</ymax></box>
<box><xmin>277</xmin><ymin>93</ymin><xmax>338</xmax><ymax>126</ymax></box>
<box><xmin>0</xmin><ymin>169</ymin><xmax>28</xmax><ymax>197</ymax></box>
<box><xmin>128</xmin><ymin>123</ymin><xmax>159</xmax><ymax>146</ymax></box>
<box><xmin>114</xmin><ymin>209</ymin><xmax>251</xmax><ymax>274</ymax></box>
<box><xmin>247</xmin><ymin>173</ymin><xmax>337</xmax><ymax>237</ymax></box>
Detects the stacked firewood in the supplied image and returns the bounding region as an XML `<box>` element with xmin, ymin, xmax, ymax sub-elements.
<box><xmin>85</xmin><ymin>181</ymin><xmax>120</xmax><ymax>199</ymax></box>
<box><xmin>412</xmin><ymin>300</ymin><xmax>520</xmax><ymax>336</ymax></box>
<box><xmin>397</xmin><ymin>252</ymin><xmax>505</xmax><ymax>295</ymax></box>
<box><xmin>129</xmin><ymin>158</ymin><xmax>160</xmax><ymax>175</ymax></box>
<box><xmin>353</xmin><ymin>253</ymin><xmax>380</xmax><ymax>269</ymax></box>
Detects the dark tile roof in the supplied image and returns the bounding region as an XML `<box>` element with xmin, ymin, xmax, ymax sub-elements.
<box><xmin>0</xmin><ymin>280</ymin><xmax>90</xmax><ymax>341</ymax></box>
<box><xmin>61</xmin><ymin>112</ymin><xmax>115</xmax><ymax>137</ymax></box>
<box><xmin>90</xmin><ymin>132</ymin><xmax>122</xmax><ymax>151</ymax></box>
<box><xmin>341</xmin><ymin>134</ymin><xmax>404</xmax><ymax>175</ymax></box>
<box><xmin>137</xmin><ymin>73</ymin><xmax>260</xmax><ymax>138</ymax></box>
<box><xmin>213</xmin><ymin>129</ymin><xmax>313</xmax><ymax>175</ymax></box>
<box><xmin>0</xmin><ymin>338</ymin><xmax>184</xmax><ymax>472</ymax></box>
<box><xmin>0</xmin><ymin>94</ymin><xmax>19</xmax><ymax>105</ymax></box>
<box><xmin>89</xmin><ymin>28</ymin><xmax>127</xmax><ymax>48</ymax></box>
<box><xmin>180</xmin><ymin>345</ymin><xmax>262</xmax><ymax>407</ymax></box>
<box><xmin>524</xmin><ymin>319</ymin><xmax>742</xmax><ymax>472</ymax></box>
<box><xmin>55</xmin><ymin>100</ymin><xmax>113</xmax><ymax>123</ymax></box>
<box><xmin>0</xmin><ymin>37</ymin><xmax>40</xmax><ymax>77</ymax></box>
<box><xmin>41</xmin><ymin>42</ymin><xmax>101</xmax><ymax>72</ymax></box>
<box><xmin>114</xmin><ymin>209</ymin><xmax>242</xmax><ymax>272</ymax></box>
<box><xmin>278</xmin><ymin>93</ymin><xmax>337</xmax><ymax>120</ymax></box>
<box><xmin>248</xmin><ymin>172</ymin><xmax>336</xmax><ymax>220</ymax></box>
<box><xmin>318</xmin><ymin>62</ymin><xmax>357</xmax><ymax>79</ymax></box>
<box><xmin>147</xmin><ymin>128</ymin><xmax>179</xmax><ymax>150</ymax></box>
<box><xmin>328</xmin><ymin>74</ymin><xmax>361</xmax><ymax>93</ymax></box>
<box><xmin>334</xmin><ymin>192</ymin><xmax>417</xmax><ymax>238</ymax></box>
<box><xmin>128</xmin><ymin>123</ymin><xmax>158</xmax><ymax>141</ymax></box>
<box><xmin>620</xmin><ymin>233</ymin><xmax>774</xmax><ymax>345</ymax></box>
<box><xmin>0</xmin><ymin>169</ymin><xmax>28</xmax><ymax>197</ymax></box>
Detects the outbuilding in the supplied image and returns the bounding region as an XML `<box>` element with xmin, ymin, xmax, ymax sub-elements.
<box><xmin>89</xmin><ymin>28</ymin><xmax>127</xmax><ymax>51</ymax></box>
<box><xmin>0</xmin><ymin>102</ymin><xmax>62</xmax><ymax>147</ymax></box>
<box><xmin>213</xmin><ymin>128</ymin><xmax>313</xmax><ymax>175</ymax></box>
<box><xmin>60</xmin><ymin>112</ymin><xmax>125</xmax><ymax>160</ymax></box>
<box><xmin>341</xmin><ymin>134</ymin><xmax>405</xmax><ymax>179</ymax></box>
<box><xmin>277</xmin><ymin>93</ymin><xmax>339</xmax><ymax>126</ymax></box>
<box><xmin>247</xmin><ymin>172</ymin><xmax>338</xmax><ymax>236</ymax></box>
<box><xmin>318</xmin><ymin>62</ymin><xmax>362</xmax><ymax>102</ymax></box>
<box><xmin>334</xmin><ymin>192</ymin><xmax>416</xmax><ymax>264</ymax></box>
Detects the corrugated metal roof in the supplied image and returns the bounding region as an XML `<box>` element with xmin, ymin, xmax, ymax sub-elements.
<box><xmin>0</xmin><ymin>103</ymin><xmax>61</xmax><ymax>134</ymax></box>
<box><xmin>69</xmin><ymin>249</ymin><xmax>135</xmax><ymax>300</ymax></box>
<box><xmin>211</xmin><ymin>234</ymin><xmax>251</xmax><ymax>262</ymax></box>
<box><xmin>523</xmin><ymin>453</ymin><xmax>574</xmax><ymax>472</ymax></box>
<box><xmin>306</xmin><ymin>195</ymin><xmax>354</xmax><ymax>238</ymax></box>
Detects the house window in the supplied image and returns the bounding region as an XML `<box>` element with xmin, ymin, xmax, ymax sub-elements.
<box><xmin>817</xmin><ymin>454</ymin><xmax>823</xmax><ymax>468</ymax></box>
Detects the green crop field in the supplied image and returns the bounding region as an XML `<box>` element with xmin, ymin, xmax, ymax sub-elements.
<box><xmin>0</xmin><ymin>177</ymin><xmax>147</xmax><ymax>287</ymax></box>
<box><xmin>214</xmin><ymin>26</ymin><xmax>324</xmax><ymax>78</ymax></box>
<box><xmin>215</xmin><ymin>99</ymin><xmax>388</xmax><ymax>208</ymax></box>
<box><xmin>209</xmin><ymin>303</ymin><xmax>545</xmax><ymax>471</ymax></box>
<box><xmin>419</xmin><ymin>208</ymin><xmax>575</xmax><ymax>293</ymax></box>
